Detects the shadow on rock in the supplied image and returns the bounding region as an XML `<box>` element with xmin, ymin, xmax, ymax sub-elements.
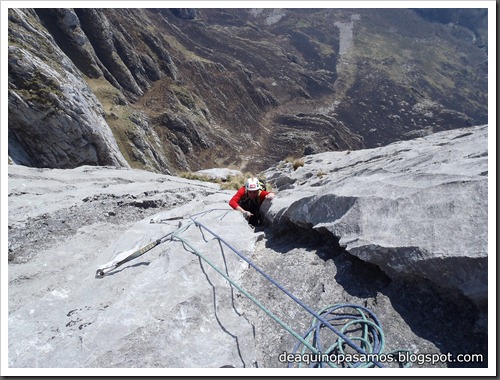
<box><xmin>261</xmin><ymin>224</ymin><xmax>488</xmax><ymax>368</ymax></box>
<box><xmin>381</xmin><ymin>276</ymin><xmax>488</xmax><ymax>368</ymax></box>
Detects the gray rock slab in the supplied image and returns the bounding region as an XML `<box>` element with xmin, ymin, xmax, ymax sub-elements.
<box><xmin>7</xmin><ymin>165</ymin><xmax>259</xmax><ymax>369</ymax></box>
<box><xmin>262</xmin><ymin>125</ymin><xmax>489</xmax><ymax>307</ymax></box>
<box><xmin>6</xmin><ymin>126</ymin><xmax>491</xmax><ymax>372</ymax></box>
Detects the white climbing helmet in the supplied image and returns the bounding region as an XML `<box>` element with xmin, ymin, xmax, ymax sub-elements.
<box><xmin>245</xmin><ymin>177</ymin><xmax>260</xmax><ymax>191</ymax></box>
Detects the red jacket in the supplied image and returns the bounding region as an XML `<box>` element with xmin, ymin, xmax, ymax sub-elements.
<box><xmin>229</xmin><ymin>186</ymin><xmax>270</xmax><ymax>210</ymax></box>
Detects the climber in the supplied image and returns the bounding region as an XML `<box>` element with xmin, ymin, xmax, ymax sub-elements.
<box><xmin>229</xmin><ymin>177</ymin><xmax>275</xmax><ymax>227</ymax></box>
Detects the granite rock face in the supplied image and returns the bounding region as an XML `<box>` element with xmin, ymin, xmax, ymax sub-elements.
<box><xmin>8</xmin><ymin>10</ymin><xmax>129</xmax><ymax>169</ymax></box>
<box><xmin>8</xmin><ymin>165</ymin><xmax>259</xmax><ymax>369</ymax></box>
<box><xmin>6</xmin><ymin>126</ymin><xmax>490</xmax><ymax>371</ymax></box>
<box><xmin>261</xmin><ymin>124</ymin><xmax>488</xmax><ymax>307</ymax></box>
<box><xmin>7</xmin><ymin>8</ymin><xmax>487</xmax><ymax>174</ymax></box>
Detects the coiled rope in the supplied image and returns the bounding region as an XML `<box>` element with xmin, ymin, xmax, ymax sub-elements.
<box><xmin>99</xmin><ymin>208</ymin><xmax>411</xmax><ymax>368</ymax></box>
<box><xmin>290</xmin><ymin>304</ymin><xmax>389</xmax><ymax>368</ymax></box>
<box><xmin>184</xmin><ymin>209</ymin><xmax>394</xmax><ymax>368</ymax></box>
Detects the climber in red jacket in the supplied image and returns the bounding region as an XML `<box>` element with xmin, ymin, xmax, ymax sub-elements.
<box><xmin>229</xmin><ymin>177</ymin><xmax>275</xmax><ymax>227</ymax></box>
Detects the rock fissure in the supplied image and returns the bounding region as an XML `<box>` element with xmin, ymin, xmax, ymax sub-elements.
<box><xmin>7</xmin><ymin>124</ymin><xmax>489</xmax><ymax>368</ymax></box>
<box><xmin>243</xmin><ymin>225</ymin><xmax>486</xmax><ymax>368</ymax></box>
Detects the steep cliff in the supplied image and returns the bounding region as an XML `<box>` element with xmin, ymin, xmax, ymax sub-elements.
<box><xmin>7</xmin><ymin>8</ymin><xmax>488</xmax><ymax>173</ymax></box>
<box><xmin>7</xmin><ymin>125</ymin><xmax>489</xmax><ymax>371</ymax></box>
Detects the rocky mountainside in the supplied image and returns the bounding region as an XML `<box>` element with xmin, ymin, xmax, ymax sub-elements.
<box><xmin>7</xmin><ymin>8</ymin><xmax>488</xmax><ymax>174</ymax></box>
<box><xmin>7</xmin><ymin>125</ymin><xmax>489</xmax><ymax>372</ymax></box>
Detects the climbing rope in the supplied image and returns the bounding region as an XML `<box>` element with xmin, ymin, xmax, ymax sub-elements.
<box><xmin>187</xmin><ymin>212</ymin><xmax>393</xmax><ymax>368</ymax></box>
<box><xmin>171</xmin><ymin>224</ymin><xmax>330</xmax><ymax>364</ymax></box>
<box><xmin>290</xmin><ymin>304</ymin><xmax>385</xmax><ymax>368</ymax></box>
<box><xmin>95</xmin><ymin>208</ymin><xmax>411</xmax><ymax>368</ymax></box>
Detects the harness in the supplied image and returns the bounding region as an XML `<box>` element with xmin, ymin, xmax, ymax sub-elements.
<box><xmin>239</xmin><ymin>190</ymin><xmax>262</xmax><ymax>208</ymax></box>
<box><xmin>239</xmin><ymin>190</ymin><xmax>262</xmax><ymax>226</ymax></box>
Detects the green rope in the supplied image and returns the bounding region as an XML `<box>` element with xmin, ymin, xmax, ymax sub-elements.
<box><xmin>290</xmin><ymin>303</ymin><xmax>413</xmax><ymax>368</ymax></box>
<box><xmin>106</xmin><ymin>208</ymin><xmax>411</xmax><ymax>368</ymax></box>
<box><xmin>171</xmin><ymin>229</ymin><xmax>336</xmax><ymax>367</ymax></box>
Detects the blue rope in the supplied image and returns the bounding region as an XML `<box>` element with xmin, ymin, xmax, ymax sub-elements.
<box><xmin>188</xmin><ymin>213</ymin><xmax>385</xmax><ymax>368</ymax></box>
<box><xmin>130</xmin><ymin>208</ymin><xmax>411</xmax><ymax>368</ymax></box>
<box><xmin>170</xmin><ymin>226</ymin><xmax>331</xmax><ymax>364</ymax></box>
<box><xmin>290</xmin><ymin>304</ymin><xmax>386</xmax><ymax>368</ymax></box>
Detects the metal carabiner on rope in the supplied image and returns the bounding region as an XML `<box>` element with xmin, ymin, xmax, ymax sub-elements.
<box><xmin>95</xmin><ymin>229</ymin><xmax>179</xmax><ymax>278</ymax></box>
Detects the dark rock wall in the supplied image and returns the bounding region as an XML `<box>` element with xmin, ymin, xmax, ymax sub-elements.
<box><xmin>7</xmin><ymin>8</ymin><xmax>488</xmax><ymax>173</ymax></box>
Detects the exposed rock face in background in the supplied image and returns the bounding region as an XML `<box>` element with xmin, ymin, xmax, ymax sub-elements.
<box><xmin>7</xmin><ymin>126</ymin><xmax>489</xmax><ymax>369</ymax></box>
<box><xmin>5</xmin><ymin>4</ymin><xmax>490</xmax><ymax>373</ymax></box>
<box><xmin>8</xmin><ymin>10</ymin><xmax>129</xmax><ymax>169</ymax></box>
<box><xmin>7</xmin><ymin>8</ymin><xmax>488</xmax><ymax>174</ymax></box>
